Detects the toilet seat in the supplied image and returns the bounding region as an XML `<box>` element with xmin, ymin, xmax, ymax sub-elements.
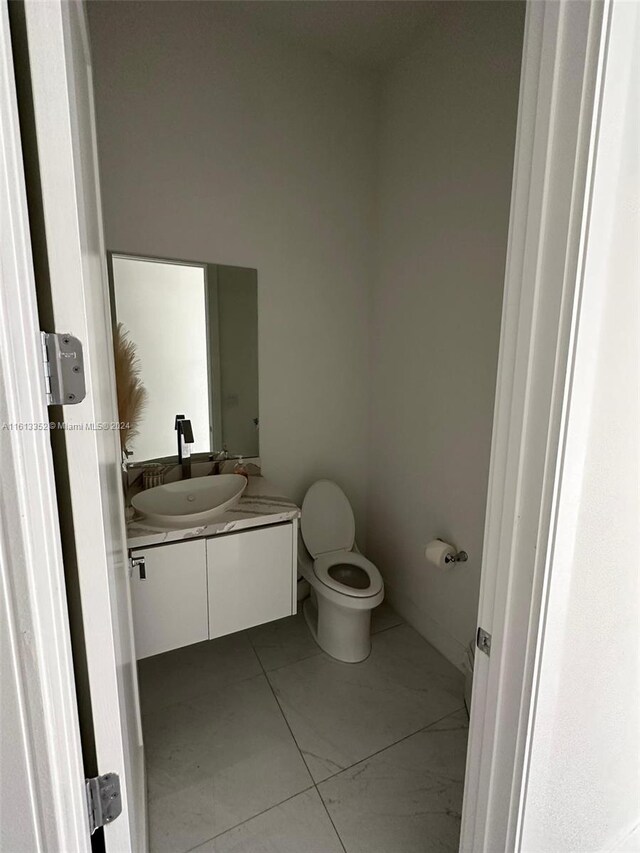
<box><xmin>313</xmin><ymin>550</ymin><xmax>383</xmax><ymax>599</ymax></box>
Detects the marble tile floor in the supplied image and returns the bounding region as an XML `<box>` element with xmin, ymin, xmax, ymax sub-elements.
<box><xmin>139</xmin><ymin>602</ymin><xmax>468</xmax><ymax>853</ymax></box>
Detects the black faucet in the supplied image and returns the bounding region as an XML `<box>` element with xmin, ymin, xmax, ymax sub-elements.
<box><xmin>174</xmin><ymin>414</ymin><xmax>194</xmax><ymax>479</ymax></box>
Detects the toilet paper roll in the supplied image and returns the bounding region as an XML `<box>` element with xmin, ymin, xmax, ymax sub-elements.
<box><xmin>425</xmin><ymin>539</ymin><xmax>456</xmax><ymax>571</ymax></box>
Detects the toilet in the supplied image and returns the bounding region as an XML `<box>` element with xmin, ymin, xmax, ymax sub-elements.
<box><xmin>298</xmin><ymin>480</ymin><xmax>384</xmax><ymax>663</ymax></box>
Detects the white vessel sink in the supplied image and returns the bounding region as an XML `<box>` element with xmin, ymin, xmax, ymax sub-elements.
<box><xmin>131</xmin><ymin>474</ymin><xmax>247</xmax><ymax>527</ymax></box>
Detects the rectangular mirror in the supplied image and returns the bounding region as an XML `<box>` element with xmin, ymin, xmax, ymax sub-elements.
<box><xmin>109</xmin><ymin>253</ymin><xmax>259</xmax><ymax>463</ymax></box>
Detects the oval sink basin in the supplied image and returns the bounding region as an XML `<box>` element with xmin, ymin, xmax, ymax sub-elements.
<box><xmin>131</xmin><ymin>474</ymin><xmax>247</xmax><ymax>527</ymax></box>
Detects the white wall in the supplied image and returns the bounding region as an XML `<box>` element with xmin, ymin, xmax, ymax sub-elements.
<box><xmin>88</xmin><ymin>2</ymin><xmax>526</xmax><ymax>663</ymax></box>
<box><xmin>87</xmin><ymin>2</ymin><xmax>375</xmax><ymax>527</ymax></box>
<box><xmin>520</xmin><ymin>2</ymin><xmax>640</xmax><ymax>849</ymax></box>
<box><xmin>368</xmin><ymin>1</ymin><xmax>525</xmax><ymax>665</ymax></box>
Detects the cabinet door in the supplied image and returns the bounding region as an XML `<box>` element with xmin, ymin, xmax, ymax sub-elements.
<box><xmin>207</xmin><ymin>524</ymin><xmax>294</xmax><ymax>639</ymax></box>
<box><xmin>130</xmin><ymin>539</ymin><xmax>208</xmax><ymax>659</ymax></box>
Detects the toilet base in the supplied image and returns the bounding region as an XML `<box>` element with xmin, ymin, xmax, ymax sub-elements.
<box><xmin>303</xmin><ymin>591</ymin><xmax>373</xmax><ymax>664</ymax></box>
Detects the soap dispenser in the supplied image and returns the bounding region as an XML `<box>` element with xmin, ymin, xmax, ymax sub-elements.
<box><xmin>233</xmin><ymin>456</ymin><xmax>249</xmax><ymax>481</ymax></box>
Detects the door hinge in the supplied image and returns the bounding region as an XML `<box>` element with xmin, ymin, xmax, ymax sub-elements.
<box><xmin>476</xmin><ymin>626</ymin><xmax>492</xmax><ymax>657</ymax></box>
<box><xmin>41</xmin><ymin>332</ymin><xmax>86</xmax><ymax>406</ymax></box>
<box><xmin>85</xmin><ymin>772</ymin><xmax>122</xmax><ymax>835</ymax></box>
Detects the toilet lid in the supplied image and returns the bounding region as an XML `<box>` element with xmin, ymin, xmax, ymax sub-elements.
<box><xmin>301</xmin><ymin>480</ymin><xmax>355</xmax><ymax>558</ymax></box>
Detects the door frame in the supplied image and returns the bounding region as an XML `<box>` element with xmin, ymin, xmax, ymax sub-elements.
<box><xmin>460</xmin><ymin>0</ymin><xmax>615</xmax><ymax>850</ymax></box>
<box><xmin>0</xmin><ymin>0</ymin><xmax>623</xmax><ymax>850</ymax></box>
<box><xmin>0</xmin><ymin>3</ymin><xmax>89</xmax><ymax>849</ymax></box>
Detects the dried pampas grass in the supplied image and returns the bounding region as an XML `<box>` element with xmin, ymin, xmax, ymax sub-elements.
<box><xmin>113</xmin><ymin>323</ymin><xmax>147</xmax><ymax>456</ymax></box>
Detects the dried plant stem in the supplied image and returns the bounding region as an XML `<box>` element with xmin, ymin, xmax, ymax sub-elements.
<box><xmin>113</xmin><ymin>322</ymin><xmax>147</xmax><ymax>456</ymax></box>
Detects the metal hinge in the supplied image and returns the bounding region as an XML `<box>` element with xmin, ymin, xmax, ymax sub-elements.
<box><xmin>41</xmin><ymin>332</ymin><xmax>86</xmax><ymax>406</ymax></box>
<box><xmin>85</xmin><ymin>773</ymin><xmax>122</xmax><ymax>834</ymax></box>
<box><xmin>476</xmin><ymin>626</ymin><xmax>492</xmax><ymax>657</ymax></box>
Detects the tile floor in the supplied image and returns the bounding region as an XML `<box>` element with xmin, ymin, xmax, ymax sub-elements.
<box><xmin>139</xmin><ymin>602</ymin><xmax>468</xmax><ymax>853</ymax></box>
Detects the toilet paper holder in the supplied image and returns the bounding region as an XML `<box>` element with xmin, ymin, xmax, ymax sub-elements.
<box><xmin>437</xmin><ymin>538</ymin><xmax>469</xmax><ymax>564</ymax></box>
<box><xmin>446</xmin><ymin>549</ymin><xmax>468</xmax><ymax>564</ymax></box>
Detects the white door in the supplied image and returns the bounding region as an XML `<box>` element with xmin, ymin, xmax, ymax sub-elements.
<box><xmin>131</xmin><ymin>541</ymin><xmax>209</xmax><ymax>660</ymax></box>
<box><xmin>460</xmin><ymin>1</ymin><xmax>617</xmax><ymax>850</ymax></box>
<box><xmin>21</xmin><ymin>2</ymin><xmax>146</xmax><ymax>851</ymax></box>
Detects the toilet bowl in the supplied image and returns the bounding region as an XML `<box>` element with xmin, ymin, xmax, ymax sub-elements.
<box><xmin>298</xmin><ymin>480</ymin><xmax>384</xmax><ymax>663</ymax></box>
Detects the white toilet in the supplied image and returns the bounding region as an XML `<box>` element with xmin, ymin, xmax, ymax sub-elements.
<box><xmin>298</xmin><ymin>480</ymin><xmax>384</xmax><ymax>663</ymax></box>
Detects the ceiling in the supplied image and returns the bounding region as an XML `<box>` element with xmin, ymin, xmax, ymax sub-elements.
<box><xmin>211</xmin><ymin>1</ymin><xmax>440</xmax><ymax>73</ymax></box>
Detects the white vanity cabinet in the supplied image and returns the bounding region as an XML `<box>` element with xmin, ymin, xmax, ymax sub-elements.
<box><xmin>207</xmin><ymin>523</ymin><xmax>294</xmax><ymax>639</ymax></box>
<box><xmin>130</xmin><ymin>539</ymin><xmax>209</xmax><ymax>659</ymax></box>
<box><xmin>129</xmin><ymin>520</ymin><xmax>297</xmax><ymax>659</ymax></box>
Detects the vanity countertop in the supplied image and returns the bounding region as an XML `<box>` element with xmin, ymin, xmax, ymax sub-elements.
<box><xmin>126</xmin><ymin>475</ymin><xmax>300</xmax><ymax>550</ymax></box>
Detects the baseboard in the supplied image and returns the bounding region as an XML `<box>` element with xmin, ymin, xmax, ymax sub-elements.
<box><xmin>385</xmin><ymin>583</ymin><xmax>468</xmax><ymax>673</ymax></box>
